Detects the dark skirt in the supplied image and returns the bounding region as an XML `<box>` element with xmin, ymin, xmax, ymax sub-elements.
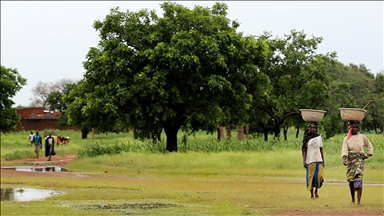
<box><xmin>45</xmin><ymin>144</ymin><xmax>56</xmax><ymax>157</ymax></box>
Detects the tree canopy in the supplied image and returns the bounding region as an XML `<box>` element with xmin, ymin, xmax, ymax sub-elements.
<box><xmin>67</xmin><ymin>2</ymin><xmax>270</xmax><ymax>151</ymax></box>
<box><xmin>250</xmin><ymin>30</ymin><xmax>336</xmax><ymax>141</ymax></box>
<box><xmin>63</xmin><ymin>2</ymin><xmax>383</xmax><ymax>149</ymax></box>
<box><xmin>0</xmin><ymin>65</ymin><xmax>27</xmax><ymax>132</ymax></box>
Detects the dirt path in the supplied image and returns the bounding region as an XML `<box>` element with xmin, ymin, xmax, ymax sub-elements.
<box><xmin>17</xmin><ymin>154</ymin><xmax>78</xmax><ymax>166</ymax></box>
<box><xmin>1</xmin><ymin>154</ymin><xmax>80</xmax><ymax>178</ymax></box>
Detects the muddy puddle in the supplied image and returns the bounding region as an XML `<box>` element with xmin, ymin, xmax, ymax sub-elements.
<box><xmin>65</xmin><ymin>200</ymin><xmax>203</xmax><ymax>215</ymax></box>
<box><xmin>1</xmin><ymin>166</ymin><xmax>68</xmax><ymax>172</ymax></box>
<box><xmin>1</xmin><ymin>187</ymin><xmax>63</xmax><ymax>202</ymax></box>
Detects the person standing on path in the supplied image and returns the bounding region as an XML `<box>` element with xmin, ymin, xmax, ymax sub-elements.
<box><xmin>32</xmin><ymin>131</ymin><xmax>42</xmax><ymax>159</ymax></box>
<box><xmin>45</xmin><ymin>134</ymin><xmax>56</xmax><ymax>161</ymax></box>
<box><xmin>28</xmin><ymin>131</ymin><xmax>34</xmax><ymax>146</ymax></box>
<box><xmin>302</xmin><ymin>122</ymin><xmax>325</xmax><ymax>199</ymax></box>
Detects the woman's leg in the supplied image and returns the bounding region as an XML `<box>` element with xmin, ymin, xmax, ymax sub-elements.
<box><xmin>357</xmin><ymin>187</ymin><xmax>363</xmax><ymax>205</ymax></box>
<box><xmin>48</xmin><ymin>145</ymin><xmax>52</xmax><ymax>161</ymax></box>
<box><xmin>349</xmin><ymin>182</ymin><xmax>355</xmax><ymax>204</ymax></box>
<box><xmin>314</xmin><ymin>188</ymin><xmax>319</xmax><ymax>198</ymax></box>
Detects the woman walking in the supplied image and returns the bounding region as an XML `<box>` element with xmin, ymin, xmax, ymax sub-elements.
<box><xmin>45</xmin><ymin>134</ymin><xmax>56</xmax><ymax>161</ymax></box>
<box><xmin>302</xmin><ymin>122</ymin><xmax>325</xmax><ymax>199</ymax></box>
<box><xmin>342</xmin><ymin>120</ymin><xmax>373</xmax><ymax>206</ymax></box>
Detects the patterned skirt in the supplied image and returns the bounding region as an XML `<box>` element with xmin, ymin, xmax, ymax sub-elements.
<box><xmin>346</xmin><ymin>151</ymin><xmax>364</xmax><ymax>189</ymax></box>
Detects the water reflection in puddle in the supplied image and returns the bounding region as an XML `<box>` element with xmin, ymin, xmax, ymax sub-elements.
<box><xmin>1</xmin><ymin>187</ymin><xmax>62</xmax><ymax>202</ymax></box>
<box><xmin>1</xmin><ymin>166</ymin><xmax>68</xmax><ymax>172</ymax></box>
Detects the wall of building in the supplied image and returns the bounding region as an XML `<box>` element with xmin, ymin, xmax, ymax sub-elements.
<box><xmin>16</xmin><ymin>107</ymin><xmax>80</xmax><ymax>132</ymax></box>
<box><xmin>17</xmin><ymin>119</ymin><xmax>80</xmax><ymax>132</ymax></box>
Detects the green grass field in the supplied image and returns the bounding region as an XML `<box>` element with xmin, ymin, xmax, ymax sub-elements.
<box><xmin>1</xmin><ymin>129</ymin><xmax>383</xmax><ymax>215</ymax></box>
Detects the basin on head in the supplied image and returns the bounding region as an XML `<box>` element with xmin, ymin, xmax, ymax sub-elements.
<box><xmin>299</xmin><ymin>109</ymin><xmax>327</xmax><ymax>122</ymax></box>
<box><xmin>338</xmin><ymin>108</ymin><xmax>366</xmax><ymax>122</ymax></box>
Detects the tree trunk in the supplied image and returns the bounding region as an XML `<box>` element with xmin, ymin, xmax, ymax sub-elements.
<box><xmin>226</xmin><ymin>126</ymin><xmax>231</xmax><ymax>140</ymax></box>
<box><xmin>263</xmin><ymin>127</ymin><xmax>268</xmax><ymax>142</ymax></box>
<box><xmin>245</xmin><ymin>125</ymin><xmax>249</xmax><ymax>139</ymax></box>
<box><xmin>237</xmin><ymin>126</ymin><xmax>244</xmax><ymax>140</ymax></box>
<box><xmin>273</xmin><ymin>125</ymin><xmax>280</xmax><ymax>140</ymax></box>
<box><xmin>283</xmin><ymin>122</ymin><xmax>288</xmax><ymax>141</ymax></box>
<box><xmin>217</xmin><ymin>126</ymin><xmax>224</xmax><ymax>140</ymax></box>
<box><xmin>81</xmin><ymin>128</ymin><xmax>89</xmax><ymax>139</ymax></box>
<box><xmin>164</xmin><ymin>127</ymin><xmax>178</xmax><ymax>152</ymax></box>
<box><xmin>163</xmin><ymin>119</ymin><xmax>183</xmax><ymax>152</ymax></box>
<box><xmin>295</xmin><ymin>126</ymin><xmax>300</xmax><ymax>139</ymax></box>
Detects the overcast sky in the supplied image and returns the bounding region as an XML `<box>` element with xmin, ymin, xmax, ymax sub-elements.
<box><xmin>1</xmin><ymin>1</ymin><xmax>383</xmax><ymax>107</ymax></box>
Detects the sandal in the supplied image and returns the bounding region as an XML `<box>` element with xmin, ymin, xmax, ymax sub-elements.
<box><xmin>358</xmin><ymin>202</ymin><xmax>364</xmax><ymax>206</ymax></box>
<box><xmin>351</xmin><ymin>201</ymin><xmax>355</xmax><ymax>205</ymax></box>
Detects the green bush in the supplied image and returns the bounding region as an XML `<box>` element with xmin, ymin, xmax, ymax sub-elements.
<box><xmin>78</xmin><ymin>140</ymin><xmax>166</xmax><ymax>158</ymax></box>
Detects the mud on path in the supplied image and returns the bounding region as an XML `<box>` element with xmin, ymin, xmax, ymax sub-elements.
<box><xmin>18</xmin><ymin>154</ymin><xmax>78</xmax><ymax>166</ymax></box>
<box><xmin>1</xmin><ymin>154</ymin><xmax>81</xmax><ymax>178</ymax></box>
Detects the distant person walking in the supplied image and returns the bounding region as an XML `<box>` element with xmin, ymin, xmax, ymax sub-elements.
<box><xmin>302</xmin><ymin>122</ymin><xmax>325</xmax><ymax>199</ymax></box>
<box><xmin>28</xmin><ymin>131</ymin><xmax>34</xmax><ymax>146</ymax></box>
<box><xmin>342</xmin><ymin>120</ymin><xmax>373</xmax><ymax>206</ymax></box>
<box><xmin>32</xmin><ymin>131</ymin><xmax>42</xmax><ymax>159</ymax></box>
<box><xmin>45</xmin><ymin>134</ymin><xmax>56</xmax><ymax>161</ymax></box>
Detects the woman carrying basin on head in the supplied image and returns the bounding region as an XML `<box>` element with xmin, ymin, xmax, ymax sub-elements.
<box><xmin>302</xmin><ymin>122</ymin><xmax>325</xmax><ymax>199</ymax></box>
<box><xmin>341</xmin><ymin>120</ymin><xmax>373</xmax><ymax>206</ymax></box>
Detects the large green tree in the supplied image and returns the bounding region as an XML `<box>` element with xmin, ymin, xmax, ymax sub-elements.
<box><xmin>0</xmin><ymin>65</ymin><xmax>27</xmax><ymax>132</ymax></box>
<box><xmin>77</xmin><ymin>2</ymin><xmax>269</xmax><ymax>151</ymax></box>
<box><xmin>321</xmin><ymin>60</ymin><xmax>355</xmax><ymax>138</ymax></box>
<box><xmin>342</xmin><ymin>64</ymin><xmax>383</xmax><ymax>134</ymax></box>
<box><xmin>372</xmin><ymin>72</ymin><xmax>384</xmax><ymax>134</ymax></box>
<box><xmin>321</xmin><ymin>62</ymin><xmax>382</xmax><ymax>137</ymax></box>
<box><xmin>254</xmin><ymin>30</ymin><xmax>336</xmax><ymax>141</ymax></box>
<box><xmin>63</xmin><ymin>80</ymin><xmax>96</xmax><ymax>139</ymax></box>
